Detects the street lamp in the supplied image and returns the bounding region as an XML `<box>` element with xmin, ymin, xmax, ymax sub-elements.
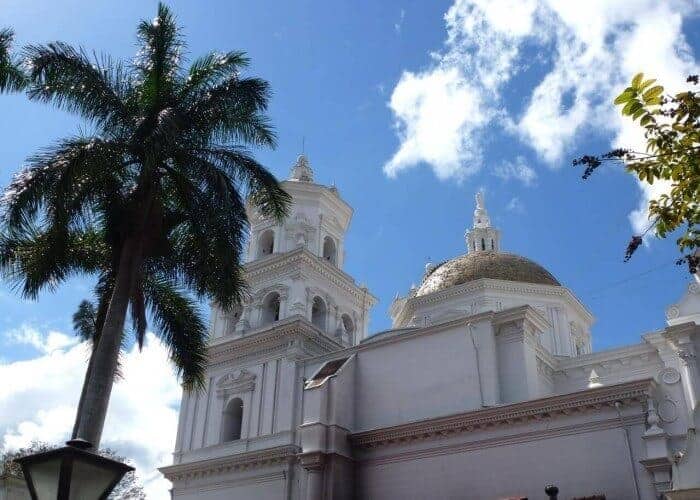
<box><xmin>13</xmin><ymin>438</ymin><xmax>133</xmax><ymax>500</ymax></box>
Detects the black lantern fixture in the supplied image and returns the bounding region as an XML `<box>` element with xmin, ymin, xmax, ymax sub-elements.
<box><xmin>13</xmin><ymin>439</ymin><xmax>133</xmax><ymax>500</ymax></box>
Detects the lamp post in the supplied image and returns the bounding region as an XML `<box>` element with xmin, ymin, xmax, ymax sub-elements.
<box><xmin>13</xmin><ymin>438</ymin><xmax>133</xmax><ymax>500</ymax></box>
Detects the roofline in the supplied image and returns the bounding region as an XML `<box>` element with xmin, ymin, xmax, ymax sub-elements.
<box><xmin>393</xmin><ymin>277</ymin><xmax>594</xmax><ymax>327</ymax></box>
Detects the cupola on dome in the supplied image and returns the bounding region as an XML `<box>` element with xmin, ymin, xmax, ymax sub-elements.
<box><xmin>416</xmin><ymin>192</ymin><xmax>561</xmax><ymax>297</ymax></box>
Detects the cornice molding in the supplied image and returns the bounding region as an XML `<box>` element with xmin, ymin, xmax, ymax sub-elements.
<box><xmin>243</xmin><ymin>248</ymin><xmax>377</xmax><ymax>308</ymax></box>
<box><xmin>395</xmin><ymin>278</ymin><xmax>593</xmax><ymax>327</ymax></box>
<box><xmin>208</xmin><ymin>317</ymin><xmax>342</xmax><ymax>366</ymax></box>
<box><xmin>492</xmin><ymin>304</ymin><xmax>551</xmax><ymax>333</ymax></box>
<box><xmin>159</xmin><ymin>445</ymin><xmax>300</xmax><ymax>481</ymax></box>
<box><xmin>303</xmin><ymin>308</ymin><xmax>547</xmax><ymax>367</ymax></box>
<box><xmin>280</xmin><ymin>180</ymin><xmax>353</xmax><ymax>227</ymax></box>
<box><xmin>559</xmin><ymin>342</ymin><xmax>658</xmax><ymax>371</ymax></box>
<box><xmin>349</xmin><ymin>379</ymin><xmax>654</xmax><ymax>449</ymax></box>
<box><xmin>359</xmin><ymin>415</ymin><xmax>645</xmax><ymax>467</ymax></box>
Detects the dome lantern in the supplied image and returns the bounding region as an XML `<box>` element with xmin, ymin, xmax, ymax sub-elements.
<box><xmin>465</xmin><ymin>191</ymin><xmax>500</xmax><ymax>253</ymax></box>
<box><xmin>289</xmin><ymin>154</ymin><xmax>314</xmax><ymax>182</ymax></box>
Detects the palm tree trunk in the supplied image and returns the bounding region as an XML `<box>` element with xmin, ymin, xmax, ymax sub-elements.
<box><xmin>73</xmin><ymin>236</ymin><xmax>142</xmax><ymax>448</ymax></box>
<box><xmin>71</xmin><ymin>353</ymin><xmax>94</xmax><ymax>439</ymax></box>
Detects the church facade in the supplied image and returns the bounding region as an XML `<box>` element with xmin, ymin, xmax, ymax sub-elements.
<box><xmin>160</xmin><ymin>156</ymin><xmax>700</xmax><ymax>500</ymax></box>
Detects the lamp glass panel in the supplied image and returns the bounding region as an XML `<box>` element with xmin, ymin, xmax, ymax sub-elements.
<box><xmin>25</xmin><ymin>457</ymin><xmax>62</xmax><ymax>499</ymax></box>
<box><xmin>69</xmin><ymin>458</ymin><xmax>124</xmax><ymax>500</ymax></box>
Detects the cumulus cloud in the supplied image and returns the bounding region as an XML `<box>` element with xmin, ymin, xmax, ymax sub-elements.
<box><xmin>494</xmin><ymin>156</ymin><xmax>537</xmax><ymax>186</ymax></box>
<box><xmin>7</xmin><ymin>324</ymin><xmax>78</xmax><ymax>354</ymax></box>
<box><xmin>0</xmin><ymin>328</ymin><xmax>180</xmax><ymax>499</ymax></box>
<box><xmin>384</xmin><ymin>0</ymin><xmax>698</xmax><ymax>232</ymax></box>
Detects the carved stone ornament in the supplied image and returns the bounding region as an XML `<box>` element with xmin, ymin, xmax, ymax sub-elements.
<box><xmin>678</xmin><ymin>348</ymin><xmax>697</xmax><ymax>366</ymax></box>
<box><xmin>216</xmin><ymin>369</ymin><xmax>256</xmax><ymax>398</ymax></box>
<box><xmin>666</xmin><ymin>306</ymin><xmax>680</xmax><ymax>320</ymax></box>
<box><xmin>658</xmin><ymin>397</ymin><xmax>679</xmax><ymax>424</ymax></box>
<box><xmin>645</xmin><ymin>398</ymin><xmax>663</xmax><ymax>435</ymax></box>
<box><xmin>659</xmin><ymin>367</ymin><xmax>681</xmax><ymax>385</ymax></box>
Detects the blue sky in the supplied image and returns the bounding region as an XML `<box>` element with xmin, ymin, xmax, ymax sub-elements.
<box><xmin>0</xmin><ymin>1</ymin><xmax>698</xmax><ymax>497</ymax></box>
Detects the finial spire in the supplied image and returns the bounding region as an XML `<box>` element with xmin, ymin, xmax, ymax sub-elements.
<box><xmin>465</xmin><ymin>190</ymin><xmax>500</xmax><ymax>253</ymax></box>
<box><xmin>289</xmin><ymin>154</ymin><xmax>314</xmax><ymax>182</ymax></box>
<box><xmin>473</xmin><ymin>190</ymin><xmax>490</xmax><ymax>228</ymax></box>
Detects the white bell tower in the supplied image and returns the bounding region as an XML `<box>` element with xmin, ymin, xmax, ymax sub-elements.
<box><xmin>170</xmin><ymin>155</ymin><xmax>376</xmax><ymax>491</ymax></box>
<box><xmin>210</xmin><ymin>153</ymin><xmax>376</xmax><ymax>344</ymax></box>
<box><xmin>465</xmin><ymin>191</ymin><xmax>500</xmax><ymax>253</ymax></box>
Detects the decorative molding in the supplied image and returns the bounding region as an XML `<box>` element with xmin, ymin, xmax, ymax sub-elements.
<box><xmin>298</xmin><ymin>451</ymin><xmax>326</xmax><ymax>472</ymax></box>
<box><xmin>350</xmin><ymin>379</ymin><xmax>654</xmax><ymax>449</ymax></box>
<box><xmin>358</xmin><ymin>415</ymin><xmax>645</xmax><ymax>467</ymax></box>
<box><xmin>658</xmin><ymin>397</ymin><xmax>679</xmax><ymax>424</ymax></box>
<box><xmin>216</xmin><ymin>369</ymin><xmax>257</xmax><ymax>398</ymax></box>
<box><xmin>659</xmin><ymin>367</ymin><xmax>681</xmax><ymax>385</ymax></box>
<box><xmin>207</xmin><ymin>317</ymin><xmax>343</xmax><ymax>367</ymax></box>
<box><xmin>559</xmin><ymin>342</ymin><xmax>658</xmax><ymax>371</ymax></box>
<box><xmin>394</xmin><ymin>277</ymin><xmax>593</xmax><ymax>327</ymax></box>
<box><xmin>243</xmin><ymin>248</ymin><xmax>377</xmax><ymax>308</ymax></box>
<box><xmin>159</xmin><ymin>445</ymin><xmax>300</xmax><ymax>481</ymax></box>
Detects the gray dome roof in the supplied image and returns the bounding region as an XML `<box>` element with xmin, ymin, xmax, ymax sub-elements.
<box><xmin>416</xmin><ymin>251</ymin><xmax>560</xmax><ymax>296</ymax></box>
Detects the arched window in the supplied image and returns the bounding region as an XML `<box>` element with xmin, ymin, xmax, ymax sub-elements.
<box><xmin>261</xmin><ymin>292</ymin><xmax>280</xmax><ymax>325</ymax></box>
<box><xmin>221</xmin><ymin>398</ymin><xmax>243</xmax><ymax>442</ymax></box>
<box><xmin>481</xmin><ymin>238</ymin><xmax>486</xmax><ymax>251</ymax></box>
<box><xmin>341</xmin><ymin>314</ymin><xmax>355</xmax><ymax>341</ymax></box>
<box><xmin>322</xmin><ymin>236</ymin><xmax>337</xmax><ymax>265</ymax></box>
<box><xmin>257</xmin><ymin>230</ymin><xmax>275</xmax><ymax>258</ymax></box>
<box><xmin>311</xmin><ymin>296</ymin><xmax>327</xmax><ymax>331</ymax></box>
<box><xmin>491</xmin><ymin>239</ymin><xmax>494</xmax><ymax>250</ymax></box>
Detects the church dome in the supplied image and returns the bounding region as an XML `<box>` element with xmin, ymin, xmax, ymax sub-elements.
<box><xmin>416</xmin><ymin>251</ymin><xmax>560</xmax><ymax>296</ymax></box>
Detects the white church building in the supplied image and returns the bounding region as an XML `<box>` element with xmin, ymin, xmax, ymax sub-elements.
<box><xmin>160</xmin><ymin>155</ymin><xmax>700</xmax><ymax>500</ymax></box>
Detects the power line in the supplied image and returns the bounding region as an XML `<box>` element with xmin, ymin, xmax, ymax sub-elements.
<box><xmin>582</xmin><ymin>259</ymin><xmax>679</xmax><ymax>299</ymax></box>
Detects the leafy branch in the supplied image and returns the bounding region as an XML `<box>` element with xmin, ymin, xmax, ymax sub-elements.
<box><xmin>574</xmin><ymin>73</ymin><xmax>700</xmax><ymax>275</ymax></box>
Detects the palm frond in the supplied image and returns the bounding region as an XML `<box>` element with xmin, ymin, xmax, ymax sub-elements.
<box><xmin>143</xmin><ymin>274</ymin><xmax>208</xmax><ymax>390</ymax></box>
<box><xmin>179</xmin><ymin>50</ymin><xmax>249</xmax><ymax>99</ymax></box>
<box><xmin>199</xmin><ymin>146</ymin><xmax>290</xmax><ymax>221</ymax></box>
<box><xmin>0</xmin><ymin>226</ymin><xmax>107</xmax><ymax>298</ymax></box>
<box><xmin>0</xmin><ymin>28</ymin><xmax>27</xmax><ymax>92</ymax></box>
<box><xmin>73</xmin><ymin>300</ymin><xmax>98</xmax><ymax>346</ymax></box>
<box><xmin>129</xmin><ymin>274</ymin><xmax>147</xmax><ymax>349</ymax></box>
<box><xmin>135</xmin><ymin>2</ymin><xmax>183</xmax><ymax>108</ymax></box>
<box><xmin>2</xmin><ymin>137</ymin><xmax>127</xmax><ymax>230</ymax></box>
<box><xmin>186</xmin><ymin>77</ymin><xmax>276</xmax><ymax>147</ymax></box>
<box><xmin>23</xmin><ymin>42</ymin><xmax>129</xmax><ymax>129</ymax></box>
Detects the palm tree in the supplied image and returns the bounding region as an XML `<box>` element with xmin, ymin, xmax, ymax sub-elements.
<box><xmin>0</xmin><ymin>4</ymin><xmax>290</xmax><ymax>448</ymax></box>
<box><xmin>0</xmin><ymin>28</ymin><xmax>26</xmax><ymax>92</ymax></box>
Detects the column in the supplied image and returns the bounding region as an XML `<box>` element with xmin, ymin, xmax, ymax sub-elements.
<box><xmin>300</xmin><ymin>452</ymin><xmax>325</xmax><ymax>500</ymax></box>
<box><xmin>678</xmin><ymin>344</ymin><xmax>699</xmax><ymax>416</ymax></box>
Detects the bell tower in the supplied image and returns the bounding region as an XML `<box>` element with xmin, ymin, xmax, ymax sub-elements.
<box><xmin>465</xmin><ymin>191</ymin><xmax>500</xmax><ymax>253</ymax></box>
<box><xmin>210</xmin><ymin>153</ymin><xmax>376</xmax><ymax>345</ymax></box>
<box><xmin>170</xmin><ymin>155</ymin><xmax>376</xmax><ymax>489</ymax></box>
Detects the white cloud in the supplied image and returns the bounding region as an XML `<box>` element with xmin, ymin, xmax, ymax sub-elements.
<box><xmin>384</xmin><ymin>67</ymin><xmax>487</xmax><ymax>180</ymax></box>
<box><xmin>0</xmin><ymin>329</ymin><xmax>179</xmax><ymax>499</ymax></box>
<box><xmin>8</xmin><ymin>324</ymin><xmax>78</xmax><ymax>354</ymax></box>
<box><xmin>506</xmin><ymin>197</ymin><xmax>525</xmax><ymax>213</ymax></box>
<box><xmin>494</xmin><ymin>156</ymin><xmax>537</xmax><ymax>186</ymax></box>
<box><xmin>384</xmin><ymin>0</ymin><xmax>698</xmax><ymax>233</ymax></box>
<box><xmin>394</xmin><ymin>9</ymin><xmax>406</xmax><ymax>34</ymax></box>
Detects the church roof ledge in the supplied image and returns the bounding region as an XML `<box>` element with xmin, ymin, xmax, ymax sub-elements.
<box><xmin>207</xmin><ymin>315</ymin><xmax>343</xmax><ymax>362</ymax></box>
<box><xmin>243</xmin><ymin>247</ymin><xmax>378</xmax><ymax>304</ymax></box>
<box><xmin>349</xmin><ymin>378</ymin><xmax>655</xmax><ymax>449</ymax></box>
<box><xmin>159</xmin><ymin>444</ymin><xmax>300</xmax><ymax>480</ymax></box>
